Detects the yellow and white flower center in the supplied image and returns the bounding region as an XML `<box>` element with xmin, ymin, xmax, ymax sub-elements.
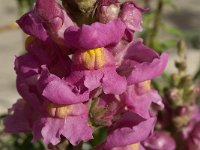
<box><xmin>46</xmin><ymin>102</ymin><xmax>71</xmax><ymax>119</ymax></box>
<box><xmin>81</xmin><ymin>48</ymin><xmax>105</xmax><ymax>69</ymax></box>
<box><xmin>73</xmin><ymin>47</ymin><xmax>114</xmax><ymax>70</ymax></box>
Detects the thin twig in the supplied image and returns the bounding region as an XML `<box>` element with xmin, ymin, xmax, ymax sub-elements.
<box><xmin>148</xmin><ymin>0</ymin><xmax>164</xmax><ymax>48</ymax></box>
<box><xmin>0</xmin><ymin>23</ymin><xmax>19</xmax><ymax>33</ymax></box>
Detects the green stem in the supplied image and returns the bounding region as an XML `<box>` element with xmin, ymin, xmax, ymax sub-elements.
<box><xmin>143</xmin><ymin>0</ymin><xmax>151</xmax><ymax>8</ymax></box>
<box><xmin>194</xmin><ymin>66</ymin><xmax>200</xmax><ymax>80</ymax></box>
<box><xmin>148</xmin><ymin>0</ymin><xmax>164</xmax><ymax>48</ymax></box>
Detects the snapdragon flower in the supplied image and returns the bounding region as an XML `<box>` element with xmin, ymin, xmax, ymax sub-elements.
<box><xmin>5</xmin><ymin>37</ymin><xmax>93</xmax><ymax>145</ymax></box>
<box><xmin>63</xmin><ymin>19</ymin><xmax>127</xmax><ymax>95</ymax></box>
<box><xmin>17</xmin><ymin>0</ymin><xmax>74</xmax><ymax>48</ymax></box>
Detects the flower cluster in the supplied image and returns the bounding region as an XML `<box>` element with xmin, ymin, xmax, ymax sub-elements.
<box><xmin>4</xmin><ymin>0</ymin><xmax>168</xmax><ymax>149</ymax></box>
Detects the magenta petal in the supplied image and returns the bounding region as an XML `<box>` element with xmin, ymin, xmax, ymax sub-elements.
<box><xmin>40</xmin><ymin>105</ymin><xmax>93</xmax><ymax>145</ymax></box>
<box><xmin>35</xmin><ymin>0</ymin><xmax>74</xmax><ymax>46</ymax></box>
<box><xmin>41</xmin><ymin>116</ymin><xmax>93</xmax><ymax>145</ymax></box>
<box><xmin>102</xmin><ymin>67</ymin><xmax>127</xmax><ymax>95</ymax></box>
<box><xmin>121</xmin><ymin>85</ymin><xmax>163</xmax><ymax>118</ymax></box>
<box><xmin>17</xmin><ymin>76</ymin><xmax>43</xmax><ymax>108</ymax></box>
<box><xmin>15</xmin><ymin>54</ymin><xmax>40</xmax><ymax>78</ymax></box>
<box><xmin>64</xmin><ymin>19</ymin><xmax>126</xmax><ymax>50</ymax></box>
<box><xmin>4</xmin><ymin>100</ymin><xmax>34</xmax><ymax>133</ymax></box>
<box><xmin>62</xmin><ymin>115</ymin><xmax>93</xmax><ymax>145</ymax></box>
<box><xmin>40</xmin><ymin>71</ymin><xmax>89</xmax><ymax>105</ymax></box>
<box><xmin>32</xmin><ymin>118</ymin><xmax>45</xmax><ymax>142</ymax></box>
<box><xmin>124</xmin><ymin>40</ymin><xmax>159</xmax><ymax>62</ymax></box>
<box><xmin>69</xmin><ymin>67</ymin><xmax>126</xmax><ymax>95</ymax></box>
<box><xmin>41</xmin><ymin>117</ymin><xmax>64</xmax><ymax>145</ymax></box>
<box><xmin>101</xmin><ymin>112</ymin><xmax>156</xmax><ymax>149</ymax></box>
<box><xmin>84</xmin><ymin>70</ymin><xmax>104</xmax><ymax>91</ymax></box>
<box><xmin>42</xmin><ymin>79</ymin><xmax>89</xmax><ymax>105</ymax></box>
<box><xmin>127</xmin><ymin>53</ymin><xmax>168</xmax><ymax>84</ymax></box>
<box><xmin>26</xmin><ymin>38</ymin><xmax>72</xmax><ymax>78</ymax></box>
<box><xmin>35</xmin><ymin>0</ymin><xmax>74</xmax><ymax>30</ymax></box>
<box><xmin>119</xmin><ymin>2</ymin><xmax>145</xmax><ymax>32</ymax></box>
<box><xmin>35</xmin><ymin>0</ymin><xmax>62</xmax><ymax>22</ymax></box>
<box><xmin>17</xmin><ymin>11</ymin><xmax>48</xmax><ymax>41</ymax></box>
<box><xmin>67</xmin><ymin>69</ymin><xmax>102</xmax><ymax>93</ymax></box>
<box><xmin>117</xmin><ymin>40</ymin><xmax>169</xmax><ymax>84</ymax></box>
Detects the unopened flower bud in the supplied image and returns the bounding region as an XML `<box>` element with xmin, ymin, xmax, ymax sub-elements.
<box><xmin>98</xmin><ymin>4</ymin><xmax>120</xmax><ymax>23</ymax></box>
<box><xmin>171</xmin><ymin>73</ymin><xmax>180</xmax><ymax>86</ymax></box>
<box><xmin>177</xmin><ymin>39</ymin><xmax>186</xmax><ymax>57</ymax></box>
<box><xmin>175</xmin><ymin>106</ymin><xmax>189</xmax><ymax>116</ymax></box>
<box><xmin>62</xmin><ymin>0</ymin><xmax>97</xmax><ymax>25</ymax></box>
<box><xmin>179</xmin><ymin>75</ymin><xmax>193</xmax><ymax>87</ymax></box>
<box><xmin>173</xmin><ymin>115</ymin><xmax>190</xmax><ymax>129</ymax></box>
<box><xmin>175</xmin><ymin>60</ymin><xmax>187</xmax><ymax>71</ymax></box>
<box><xmin>166</xmin><ymin>88</ymin><xmax>183</xmax><ymax>106</ymax></box>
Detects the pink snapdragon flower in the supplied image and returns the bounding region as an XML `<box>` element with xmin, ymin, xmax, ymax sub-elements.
<box><xmin>63</xmin><ymin>19</ymin><xmax>127</xmax><ymax>95</ymax></box>
<box><xmin>17</xmin><ymin>0</ymin><xmax>74</xmax><ymax>47</ymax></box>
<box><xmin>4</xmin><ymin>37</ymin><xmax>93</xmax><ymax>145</ymax></box>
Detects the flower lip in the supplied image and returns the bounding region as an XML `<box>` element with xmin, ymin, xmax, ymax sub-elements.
<box><xmin>116</xmin><ymin>39</ymin><xmax>169</xmax><ymax>84</ymax></box>
<box><xmin>99</xmin><ymin>112</ymin><xmax>156</xmax><ymax>149</ymax></box>
<box><xmin>64</xmin><ymin>19</ymin><xmax>126</xmax><ymax>51</ymax></box>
